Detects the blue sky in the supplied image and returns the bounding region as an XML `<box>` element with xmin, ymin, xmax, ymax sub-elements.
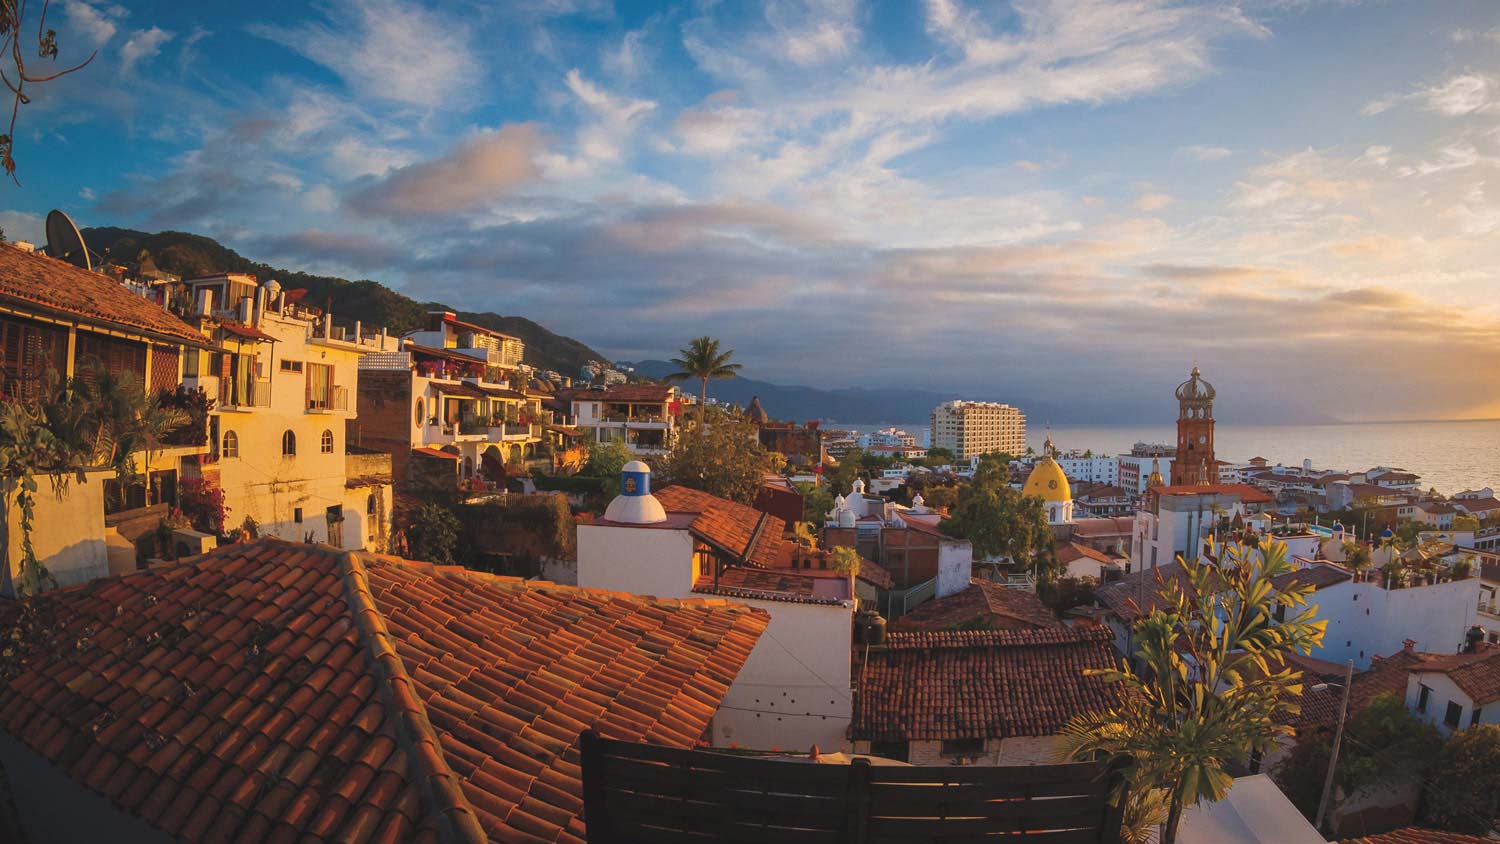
<box><xmin>5</xmin><ymin>0</ymin><xmax>1500</xmax><ymax>423</ymax></box>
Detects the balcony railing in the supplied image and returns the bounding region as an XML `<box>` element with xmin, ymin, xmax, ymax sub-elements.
<box><xmin>307</xmin><ymin>385</ymin><xmax>349</xmax><ymax>412</ymax></box>
<box><xmin>219</xmin><ymin>378</ymin><xmax>271</xmax><ymax>409</ymax></box>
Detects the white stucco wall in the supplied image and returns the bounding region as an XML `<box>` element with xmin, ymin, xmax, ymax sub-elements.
<box><xmin>710</xmin><ymin>596</ymin><xmax>853</xmax><ymax>753</ymax></box>
<box><xmin>936</xmin><ymin>538</ymin><xmax>972</xmax><ymax>599</ymax></box>
<box><xmin>5</xmin><ymin>474</ymin><xmax>109</xmax><ymax>591</ymax></box>
<box><xmin>1308</xmin><ymin>577</ymin><xmax>1479</xmax><ymax>668</ymax></box>
<box><xmin>576</xmin><ymin>523</ymin><xmax>697</xmax><ymax>598</ymax></box>
<box><xmin>892</xmin><ymin>736</ymin><xmax>1067</xmax><ymax>766</ymax></box>
<box><xmin>1404</xmin><ymin>670</ymin><xmax>1500</xmax><ymax>736</ymax></box>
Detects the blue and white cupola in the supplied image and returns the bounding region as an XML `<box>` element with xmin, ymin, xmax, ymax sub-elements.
<box><xmin>603</xmin><ymin>460</ymin><xmax>667</xmax><ymax>524</ymax></box>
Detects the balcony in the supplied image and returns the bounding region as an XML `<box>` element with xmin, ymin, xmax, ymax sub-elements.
<box><xmin>307</xmin><ymin>385</ymin><xmax>349</xmax><ymax>413</ymax></box>
<box><xmin>218</xmin><ymin>378</ymin><xmax>271</xmax><ymax>411</ymax></box>
<box><xmin>500</xmin><ymin>422</ymin><xmax>538</xmax><ymax>441</ymax></box>
<box><xmin>426</xmin><ymin>421</ymin><xmax>486</xmax><ymax>445</ymax></box>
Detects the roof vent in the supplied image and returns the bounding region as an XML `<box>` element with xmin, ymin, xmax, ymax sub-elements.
<box><xmin>603</xmin><ymin>460</ymin><xmax>668</xmax><ymax>524</ymax></box>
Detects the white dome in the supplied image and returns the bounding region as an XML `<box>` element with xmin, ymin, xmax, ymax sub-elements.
<box><xmin>603</xmin><ymin>461</ymin><xmax>667</xmax><ymax>524</ymax></box>
<box><xmin>262</xmin><ymin>278</ymin><xmax>282</xmax><ymax>295</ymax></box>
<box><xmin>852</xmin><ymin>478</ymin><xmax>866</xmax><ymax>495</ymax></box>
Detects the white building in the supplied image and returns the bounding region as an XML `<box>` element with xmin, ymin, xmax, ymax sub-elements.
<box><xmin>565</xmin><ymin>383</ymin><xmax>681</xmax><ymax>454</ymax></box>
<box><xmin>576</xmin><ymin>464</ymin><xmax>855</xmax><ymax>752</ymax></box>
<box><xmin>1402</xmin><ymin>639</ymin><xmax>1500</xmax><ymax>735</ymax></box>
<box><xmin>858</xmin><ymin>427</ymin><xmax>916</xmax><ymax>449</ymax></box>
<box><xmin>183</xmin><ymin>274</ymin><xmax>395</xmax><ymax>549</ymax></box>
<box><xmin>1118</xmin><ymin>443</ymin><xmax>1176</xmax><ymax>495</ymax></box>
<box><xmin>1131</xmin><ymin>484</ymin><xmax>1274</xmax><ymax>571</ymax></box>
<box><xmin>1055</xmin><ymin>451</ymin><xmax>1118</xmax><ymax>485</ymax></box>
<box><xmin>1286</xmin><ymin>559</ymin><xmax>1480</xmax><ymax>669</ymax></box>
<box><xmin>930</xmin><ymin>400</ymin><xmax>1026</xmax><ymax>460</ymax></box>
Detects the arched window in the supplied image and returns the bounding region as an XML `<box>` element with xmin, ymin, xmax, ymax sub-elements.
<box><xmin>321</xmin><ymin>429</ymin><xmax>334</xmax><ymax>454</ymax></box>
<box><xmin>222</xmin><ymin>430</ymin><xmax>238</xmax><ymax>459</ymax></box>
<box><xmin>415</xmin><ymin>399</ymin><xmax>425</xmax><ymax>427</ymax></box>
<box><xmin>282</xmin><ymin>430</ymin><xmax>297</xmax><ymax>456</ymax></box>
<box><xmin>462</xmin><ymin>456</ymin><xmax>474</xmax><ymax>477</ymax></box>
<box><xmin>367</xmin><ymin>494</ymin><xmax>376</xmax><ymax>515</ymax></box>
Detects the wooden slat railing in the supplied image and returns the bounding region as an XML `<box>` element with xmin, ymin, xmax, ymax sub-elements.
<box><xmin>580</xmin><ymin>731</ymin><xmax>1126</xmax><ymax>844</ymax></box>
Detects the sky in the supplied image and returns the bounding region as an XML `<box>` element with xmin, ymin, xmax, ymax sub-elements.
<box><xmin>3</xmin><ymin>0</ymin><xmax>1500</xmax><ymax>424</ymax></box>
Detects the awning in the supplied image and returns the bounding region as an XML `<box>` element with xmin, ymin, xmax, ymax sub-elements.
<box><xmin>412</xmin><ymin>446</ymin><xmax>459</xmax><ymax>460</ymax></box>
<box><xmin>218</xmin><ymin>321</ymin><xmax>277</xmax><ymax>343</ymax></box>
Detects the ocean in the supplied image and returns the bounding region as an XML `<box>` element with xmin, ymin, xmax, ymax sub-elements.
<box><xmin>882</xmin><ymin>419</ymin><xmax>1500</xmax><ymax>496</ymax></box>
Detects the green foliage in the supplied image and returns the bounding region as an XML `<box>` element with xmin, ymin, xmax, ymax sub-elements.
<box><xmin>825</xmin><ymin>451</ymin><xmax>863</xmax><ymax>497</ymax></box>
<box><xmin>157</xmin><ymin>387</ymin><xmax>215</xmax><ymax>446</ymax></box>
<box><xmin>1452</xmin><ymin>514</ymin><xmax>1482</xmax><ymax>532</ymax></box>
<box><xmin>922</xmin><ymin>485</ymin><xmax>959</xmax><ymax>512</ymax></box>
<box><xmin>828</xmin><ymin>546</ymin><xmax>861</xmax><ymax>577</ymax></box>
<box><xmin>581</xmin><ymin>437</ymin><xmax>635</xmax><ymax>478</ymax></box>
<box><xmin>1275</xmin><ymin>693</ymin><xmax>1443</xmax><ymax>819</ymax></box>
<box><xmin>0</xmin><ymin>370</ymin><xmax>185</xmax><ymax>594</ymax></box>
<box><xmin>1424</xmin><ymin>724</ymin><xmax>1500</xmax><ymax>834</ymax></box>
<box><xmin>1341</xmin><ymin>541</ymin><xmax>1372</xmax><ymax>570</ymax></box>
<box><xmin>404</xmin><ymin>502</ymin><xmax>462</xmax><ymax>565</ymax></box>
<box><xmin>925</xmin><ymin>447</ymin><xmax>955</xmax><ymax>462</ymax></box>
<box><xmin>1395</xmin><ymin>518</ymin><xmax>1425</xmax><ymax>546</ymax></box>
<box><xmin>797</xmin><ymin>482</ymin><xmax>834</xmax><ymax>527</ymax></box>
<box><xmin>178</xmin><ymin>477</ymin><xmax>229</xmax><ymax>536</ymax></box>
<box><xmin>858</xmin><ymin>451</ymin><xmax>895</xmax><ymax>471</ymax></box>
<box><xmin>1062</xmin><ymin>540</ymin><xmax>1328</xmax><ymax>844</ymax></box>
<box><xmin>657</xmin><ymin>415</ymin><xmax>780</xmax><ymax>505</ymax></box>
<box><xmin>940</xmin><ymin>456</ymin><xmax>1057</xmax><ymax>582</ymax></box>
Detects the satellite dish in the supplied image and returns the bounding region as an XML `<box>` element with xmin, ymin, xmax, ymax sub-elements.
<box><xmin>44</xmin><ymin>209</ymin><xmax>92</xmax><ymax>271</ymax></box>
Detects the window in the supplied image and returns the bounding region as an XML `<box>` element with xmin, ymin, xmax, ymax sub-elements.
<box><xmin>1473</xmin><ymin>706</ymin><xmax>1483</xmax><ymax>727</ymax></box>
<box><xmin>1445</xmin><ymin>701</ymin><xmax>1463</xmax><ymax>729</ymax></box>
<box><xmin>282</xmin><ymin>430</ymin><xmax>296</xmax><ymax>456</ymax></box>
<box><xmin>222</xmin><ymin>430</ymin><xmax>238</xmax><ymax>459</ymax></box>
<box><xmin>940</xmin><ymin>738</ymin><xmax>985</xmax><ymax>758</ymax></box>
<box><xmin>868</xmin><ymin>741</ymin><xmax>909</xmax><ymax>763</ymax></box>
<box><xmin>367</xmin><ymin>494</ymin><xmax>376</xmax><ymax>515</ymax></box>
<box><xmin>415</xmin><ymin>399</ymin><xmax>425</xmax><ymax>426</ymax></box>
<box><xmin>294</xmin><ymin>507</ymin><xmax>303</xmax><ymax>523</ymax></box>
<box><xmin>280</xmin><ymin>359</ymin><xmax>304</xmax><ymax>373</ymax></box>
<box><xmin>320</xmin><ymin>429</ymin><xmax>334</xmax><ymax>454</ymax></box>
<box><xmin>1418</xmin><ymin>684</ymin><xmax>1431</xmax><ymax>713</ymax></box>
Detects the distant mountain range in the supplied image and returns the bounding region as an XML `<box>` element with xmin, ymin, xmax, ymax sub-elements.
<box><xmin>625</xmin><ymin>359</ymin><xmax>1052</xmax><ymax>427</ymax></box>
<box><xmin>81</xmin><ymin>227</ymin><xmax>609</xmax><ymax>377</ymax></box>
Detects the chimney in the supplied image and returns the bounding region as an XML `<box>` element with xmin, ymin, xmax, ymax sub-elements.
<box><xmin>195</xmin><ymin>288</ymin><xmax>213</xmax><ymax>317</ymax></box>
<box><xmin>1403</xmin><ymin>638</ymin><xmax>1416</xmax><ymax>653</ymax></box>
<box><xmin>354</xmin><ymin>320</ymin><xmax>362</xmax><ymax>345</ymax></box>
<box><xmin>239</xmin><ymin>295</ymin><xmax>253</xmax><ymax>324</ymax></box>
<box><xmin>12</xmin><ymin>240</ymin><xmax>34</xmax><ymax>253</ymax></box>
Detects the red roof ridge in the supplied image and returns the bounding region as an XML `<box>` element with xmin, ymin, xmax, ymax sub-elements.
<box><xmin>338</xmin><ymin>550</ymin><xmax>488</xmax><ymax>844</ymax></box>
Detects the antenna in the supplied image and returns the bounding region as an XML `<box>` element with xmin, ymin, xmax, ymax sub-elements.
<box><xmin>44</xmin><ymin>209</ymin><xmax>92</xmax><ymax>271</ymax></box>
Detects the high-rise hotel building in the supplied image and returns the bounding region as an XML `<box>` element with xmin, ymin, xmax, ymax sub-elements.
<box><xmin>930</xmin><ymin>400</ymin><xmax>1027</xmax><ymax>460</ymax></box>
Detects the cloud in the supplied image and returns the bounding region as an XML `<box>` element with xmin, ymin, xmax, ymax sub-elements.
<box><xmin>1179</xmin><ymin>144</ymin><xmax>1232</xmax><ymax>161</ymax></box>
<box><xmin>1366</xmin><ymin>74</ymin><xmax>1500</xmax><ymax>117</ymax></box>
<box><xmin>1135</xmin><ymin>192</ymin><xmax>1175</xmax><ymax>211</ymax></box>
<box><xmin>252</xmin><ymin>0</ymin><xmax>481</xmax><ymax>109</ymax></box>
<box><xmin>62</xmin><ymin>0</ymin><xmax>121</xmax><ymax>47</ymax></box>
<box><xmin>120</xmin><ymin>27</ymin><xmax>172</xmax><ymax>74</ymax></box>
<box><xmin>345</xmin><ymin>124</ymin><xmax>545</xmax><ymax>216</ymax></box>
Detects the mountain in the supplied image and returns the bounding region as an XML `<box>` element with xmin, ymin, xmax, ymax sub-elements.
<box><xmin>81</xmin><ymin>227</ymin><xmax>609</xmax><ymax>376</ymax></box>
<box><xmin>626</xmin><ymin>360</ymin><xmax>981</xmax><ymax>426</ymax></box>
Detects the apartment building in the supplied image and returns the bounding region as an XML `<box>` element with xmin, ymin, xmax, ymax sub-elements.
<box><xmin>930</xmin><ymin>400</ymin><xmax>1026</xmax><ymax>460</ymax></box>
<box><xmin>563</xmin><ymin>383</ymin><xmax>682</xmax><ymax>454</ymax></box>
<box><xmin>354</xmin><ymin>312</ymin><xmax>545</xmax><ymax>490</ymax></box>
<box><xmin>181</xmin><ymin>274</ymin><xmax>395</xmax><ymax>550</ymax></box>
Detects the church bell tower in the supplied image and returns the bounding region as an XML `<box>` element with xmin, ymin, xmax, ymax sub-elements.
<box><xmin>1171</xmin><ymin>366</ymin><xmax>1216</xmax><ymax>486</ymax></box>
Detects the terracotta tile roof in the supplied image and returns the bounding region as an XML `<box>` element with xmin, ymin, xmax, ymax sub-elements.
<box><xmin>851</xmin><ymin>627</ymin><xmax>1122</xmax><ymax>741</ymax></box>
<box><xmin>893</xmin><ymin>580</ymin><xmax>1059</xmax><ymax>633</ymax></box>
<box><xmin>560</xmin><ymin>384</ymin><xmax>674</xmax><ymax>404</ymax></box>
<box><xmin>1457</xmin><ymin>498</ymin><xmax>1500</xmax><ymax>513</ymax></box>
<box><xmin>1340</xmin><ymin>828</ymin><xmax>1494</xmax><ymax>844</ymax></box>
<box><xmin>654</xmin><ymin>485</ymin><xmax>786</xmax><ymax>568</ymax></box>
<box><xmin>1094</xmin><ymin>563</ymin><xmax>1214</xmax><ymax>622</ymax></box>
<box><xmin>217</xmin><ymin>321</ymin><xmax>278</xmax><ymax>343</ymax></box>
<box><xmin>1271</xmin><ymin>564</ymin><xmax>1353</xmax><ymax>592</ymax></box>
<box><xmin>1070</xmin><ymin>516</ymin><xmax>1135</xmax><ymax>538</ymax></box>
<box><xmin>1056</xmin><ymin>541</ymin><xmax>1118</xmax><ymax>568</ymax></box>
<box><xmin>1154</xmin><ymin>483</ymin><xmax>1273</xmax><ymax>504</ymax></box>
<box><xmin>1411</xmin><ymin>647</ymin><xmax>1500</xmax><ymax>705</ymax></box>
<box><xmin>854</xmin><ymin>557</ymin><xmax>894</xmax><ymax>590</ymax></box>
<box><xmin>0</xmin><ymin>538</ymin><xmax>768</xmax><ymax>844</ymax></box>
<box><xmin>412</xmin><ymin>447</ymin><xmax>459</xmax><ymax>460</ymax></box>
<box><xmin>0</xmin><ymin>243</ymin><xmax>205</xmax><ymax>345</ymax></box>
<box><xmin>405</xmin><ymin>342</ymin><xmax>488</xmax><ymax>368</ymax></box>
<box><xmin>693</xmin><ymin>566</ymin><xmax>849</xmax><ymax>606</ymax></box>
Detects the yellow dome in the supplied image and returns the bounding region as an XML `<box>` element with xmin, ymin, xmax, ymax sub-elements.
<box><xmin>1023</xmin><ymin>457</ymin><xmax>1072</xmax><ymax>504</ymax></box>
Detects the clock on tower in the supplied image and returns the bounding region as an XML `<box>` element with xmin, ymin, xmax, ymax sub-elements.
<box><xmin>1171</xmin><ymin>366</ymin><xmax>1216</xmax><ymax>486</ymax></box>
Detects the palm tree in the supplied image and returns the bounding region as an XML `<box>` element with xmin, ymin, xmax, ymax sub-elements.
<box><xmin>664</xmin><ymin>336</ymin><xmax>742</xmax><ymax>433</ymax></box>
<box><xmin>1061</xmin><ymin>540</ymin><xmax>1326</xmax><ymax>844</ymax></box>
